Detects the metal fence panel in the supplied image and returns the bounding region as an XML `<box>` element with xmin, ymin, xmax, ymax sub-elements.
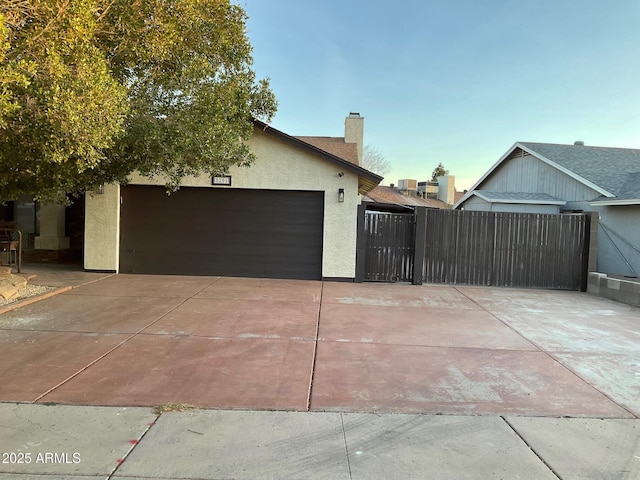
<box><xmin>423</xmin><ymin>210</ymin><xmax>589</xmax><ymax>290</ymax></box>
<box><xmin>364</xmin><ymin>212</ymin><xmax>415</xmax><ymax>282</ymax></box>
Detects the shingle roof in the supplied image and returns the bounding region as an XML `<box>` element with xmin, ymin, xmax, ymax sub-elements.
<box><xmin>519</xmin><ymin>142</ymin><xmax>640</xmax><ymax>198</ymax></box>
<box><xmin>474</xmin><ymin>191</ymin><xmax>566</xmax><ymax>204</ymax></box>
<box><xmin>364</xmin><ymin>186</ymin><xmax>450</xmax><ymax>209</ymax></box>
<box><xmin>618</xmin><ymin>172</ymin><xmax>640</xmax><ymax>199</ymax></box>
<box><xmin>295</xmin><ymin>136</ymin><xmax>359</xmax><ymax>165</ymax></box>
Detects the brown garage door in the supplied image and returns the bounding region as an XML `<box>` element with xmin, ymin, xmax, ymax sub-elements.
<box><xmin>119</xmin><ymin>185</ymin><xmax>324</xmax><ymax>279</ymax></box>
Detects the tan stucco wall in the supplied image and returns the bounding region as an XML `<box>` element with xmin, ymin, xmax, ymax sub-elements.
<box><xmin>84</xmin><ymin>183</ymin><xmax>120</xmax><ymax>271</ymax></box>
<box><xmin>34</xmin><ymin>203</ymin><xmax>69</xmax><ymax>250</ymax></box>
<box><xmin>84</xmin><ymin>128</ymin><xmax>361</xmax><ymax>278</ymax></box>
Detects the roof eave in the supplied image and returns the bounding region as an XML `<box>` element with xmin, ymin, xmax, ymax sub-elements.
<box><xmin>453</xmin><ymin>142</ymin><xmax>521</xmax><ymax>209</ymax></box>
<box><xmin>362</xmin><ymin>199</ymin><xmax>414</xmax><ymax>211</ymax></box>
<box><xmin>590</xmin><ymin>198</ymin><xmax>640</xmax><ymax>206</ymax></box>
<box><xmin>253</xmin><ymin>120</ymin><xmax>383</xmax><ymax>195</ymax></box>
<box><xmin>473</xmin><ymin>191</ymin><xmax>566</xmax><ymax>205</ymax></box>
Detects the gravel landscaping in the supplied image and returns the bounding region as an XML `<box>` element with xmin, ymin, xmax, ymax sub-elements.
<box><xmin>0</xmin><ymin>284</ymin><xmax>56</xmax><ymax>307</ymax></box>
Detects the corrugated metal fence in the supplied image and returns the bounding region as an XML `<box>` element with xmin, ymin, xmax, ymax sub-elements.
<box><xmin>357</xmin><ymin>207</ymin><xmax>591</xmax><ymax>290</ymax></box>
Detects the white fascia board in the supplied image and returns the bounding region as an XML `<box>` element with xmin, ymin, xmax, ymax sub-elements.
<box><xmin>452</xmin><ymin>142</ymin><xmax>521</xmax><ymax>209</ymax></box>
<box><xmin>590</xmin><ymin>198</ymin><xmax>640</xmax><ymax>206</ymax></box>
<box><xmin>516</xmin><ymin>143</ymin><xmax>615</xmax><ymax>198</ymax></box>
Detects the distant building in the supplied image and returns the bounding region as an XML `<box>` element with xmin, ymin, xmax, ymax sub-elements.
<box><xmin>363</xmin><ymin>175</ymin><xmax>462</xmax><ymax>211</ymax></box>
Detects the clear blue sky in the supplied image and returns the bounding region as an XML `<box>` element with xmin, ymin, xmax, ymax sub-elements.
<box><xmin>243</xmin><ymin>1</ymin><xmax>640</xmax><ymax>190</ymax></box>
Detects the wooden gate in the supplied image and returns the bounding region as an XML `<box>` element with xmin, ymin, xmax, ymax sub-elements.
<box><xmin>421</xmin><ymin>210</ymin><xmax>591</xmax><ymax>290</ymax></box>
<box><xmin>356</xmin><ymin>205</ymin><xmax>592</xmax><ymax>290</ymax></box>
<box><xmin>361</xmin><ymin>211</ymin><xmax>415</xmax><ymax>282</ymax></box>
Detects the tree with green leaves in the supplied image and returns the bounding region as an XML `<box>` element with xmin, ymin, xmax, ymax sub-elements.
<box><xmin>0</xmin><ymin>0</ymin><xmax>277</xmax><ymax>202</ymax></box>
<box><xmin>431</xmin><ymin>162</ymin><xmax>448</xmax><ymax>181</ymax></box>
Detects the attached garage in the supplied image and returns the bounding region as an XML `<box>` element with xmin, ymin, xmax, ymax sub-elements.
<box><xmin>119</xmin><ymin>185</ymin><xmax>324</xmax><ymax>280</ymax></box>
<box><xmin>84</xmin><ymin>115</ymin><xmax>382</xmax><ymax>280</ymax></box>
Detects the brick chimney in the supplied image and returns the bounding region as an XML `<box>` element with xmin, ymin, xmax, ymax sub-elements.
<box><xmin>345</xmin><ymin>112</ymin><xmax>364</xmax><ymax>165</ymax></box>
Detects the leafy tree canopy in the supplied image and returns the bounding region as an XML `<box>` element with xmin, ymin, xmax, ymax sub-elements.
<box><xmin>0</xmin><ymin>0</ymin><xmax>277</xmax><ymax>202</ymax></box>
<box><xmin>431</xmin><ymin>162</ymin><xmax>448</xmax><ymax>181</ymax></box>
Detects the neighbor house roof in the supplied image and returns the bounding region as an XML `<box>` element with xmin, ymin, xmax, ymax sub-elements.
<box><xmin>253</xmin><ymin>120</ymin><xmax>382</xmax><ymax>195</ymax></box>
<box><xmin>455</xmin><ymin>142</ymin><xmax>640</xmax><ymax>208</ymax></box>
<box><xmin>519</xmin><ymin>142</ymin><xmax>640</xmax><ymax>199</ymax></box>
<box><xmin>470</xmin><ymin>191</ymin><xmax>567</xmax><ymax>205</ymax></box>
<box><xmin>363</xmin><ymin>186</ymin><xmax>450</xmax><ymax>209</ymax></box>
<box><xmin>591</xmin><ymin>172</ymin><xmax>640</xmax><ymax>205</ymax></box>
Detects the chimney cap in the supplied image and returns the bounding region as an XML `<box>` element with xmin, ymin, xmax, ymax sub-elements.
<box><xmin>574</xmin><ymin>140</ymin><xmax>585</xmax><ymax>146</ymax></box>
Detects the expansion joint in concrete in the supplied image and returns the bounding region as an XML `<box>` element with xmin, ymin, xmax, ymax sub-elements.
<box><xmin>501</xmin><ymin>416</ymin><xmax>562</xmax><ymax>480</ymax></box>
<box><xmin>306</xmin><ymin>281</ymin><xmax>324</xmax><ymax>411</ymax></box>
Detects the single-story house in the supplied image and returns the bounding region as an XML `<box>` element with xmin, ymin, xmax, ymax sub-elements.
<box><xmin>454</xmin><ymin>142</ymin><xmax>640</xmax><ymax>277</ymax></box>
<box><xmin>82</xmin><ymin>113</ymin><xmax>382</xmax><ymax>281</ymax></box>
<box><xmin>2</xmin><ymin>113</ymin><xmax>382</xmax><ymax>281</ymax></box>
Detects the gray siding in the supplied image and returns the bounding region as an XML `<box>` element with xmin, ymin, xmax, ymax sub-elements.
<box><xmin>481</xmin><ymin>150</ymin><xmax>601</xmax><ymax>201</ymax></box>
<box><xmin>597</xmin><ymin>206</ymin><xmax>640</xmax><ymax>277</ymax></box>
<box><xmin>461</xmin><ymin>194</ymin><xmax>559</xmax><ymax>214</ymax></box>
<box><xmin>492</xmin><ymin>203</ymin><xmax>559</xmax><ymax>214</ymax></box>
<box><xmin>461</xmin><ymin>196</ymin><xmax>491</xmax><ymax>211</ymax></box>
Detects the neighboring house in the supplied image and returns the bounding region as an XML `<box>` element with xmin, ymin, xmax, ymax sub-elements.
<box><xmin>364</xmin><ymin>176</ymin><xmax>461</xmax><ymax>211</ymax></box>
<box><xmin>454</xmin><ymin>142</ymin><xmax>640</xmax><ymax>277</ymax></box>
<box><xmin>4</xmin><ymin>113</ymin><xmax>382</xmax><ymax>281</ymax></box>
<box><xmin>364</xmin><ymin>186</ymin><xmax>448</xmax><ymax>210</ymax></box>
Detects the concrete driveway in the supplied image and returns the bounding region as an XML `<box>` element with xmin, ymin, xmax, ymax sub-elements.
<box><xmin>0</xmin><ymin>271</ymin><xmax>639</xmax><ymax>418</ymax></box>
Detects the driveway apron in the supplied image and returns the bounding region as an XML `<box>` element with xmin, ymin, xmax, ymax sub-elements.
<box><xmin>0</xmin><ymin>274</ymin><xmax>638</xmax><ymax>417</ymax></box>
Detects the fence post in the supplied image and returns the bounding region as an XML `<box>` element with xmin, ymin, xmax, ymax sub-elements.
<box><xmin>355</xmin><ymin>203</ymin><xmax>367</xmax><ymax>283</ymax></box>
<box><xmin>586</xmin><ymin>212</ymin><xmax>598</xmax><ymax>273</ymax></box>
<box><xmin>582</xmin><ymin>212</ymin><xmax>597</xmax><ymax>291</ymax></box>
<box><xmin>412</xmin><ymin>207</ymin><xmax>427</xmax><ymax>285</ymax></box>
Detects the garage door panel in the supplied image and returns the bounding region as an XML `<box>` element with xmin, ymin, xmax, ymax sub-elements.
<box><xmin>120</xmin><ymin>186</ymin><xmax>324</xmax><ymax>279</ymax></box>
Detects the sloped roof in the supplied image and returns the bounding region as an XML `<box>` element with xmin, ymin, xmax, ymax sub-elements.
<box><xmin>472</xmin><ymin>191</ymin><xmax>566</xmax><ymax>205</ymax></box>
<box><xmin>253</xmin><ymin>120</ymin><xmax>382</xmax><ymax>195</ymax></box>
<box><xmin>618</xmin><ymin>172</ymin><xmax>640</xmax><ymax>199</ymax></box>
<box><xmin>364</xmin><ymin>186</ymin><xmax>450</xmax><ymax>209</ymax></box>
<box><xmin>295</xmin><ymin>136</ymin><xmax>359</xmax><ymax>165</ymax></box>
<box><xmin>519</xmin><ymin>142</ymin><xmax>640</xmax><ymax>198</ymax></box>
<box><xmin>455</xmin><ymin>142</ymin><xmax>640</xmax><ymax>209</ymax></box>
<box><xmin>591</xmin><ymin>172</ymin><xmax>640</xmax><ymax>205</ymax></box>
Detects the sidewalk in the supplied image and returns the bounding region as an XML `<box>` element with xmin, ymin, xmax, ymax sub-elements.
<box><xmin>2</xmin><ymin>403</ymin><xmax>639</xmax><ymax>480</ymax></box>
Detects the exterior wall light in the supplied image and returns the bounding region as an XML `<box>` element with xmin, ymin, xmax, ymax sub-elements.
<box><xmin>338</xmin><ymin>188</ymin><xmax>345</xmax><ymax>203</ymax></box>
<box><xmin>95</xmin><ymin>184</ymin><xmax>105</xmax><ymax>194</ymax></box>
